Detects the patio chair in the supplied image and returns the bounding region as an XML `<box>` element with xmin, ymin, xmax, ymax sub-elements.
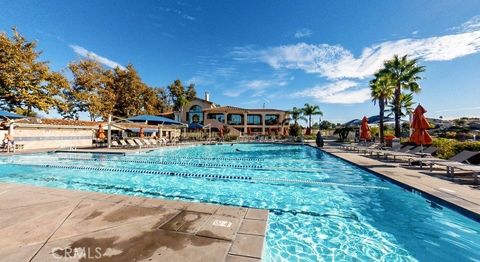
<box><xmin>147</xmin><ymin>138</ymin><xmax>160</xmax><ymax>147</ymax></box>
<box><xmin>358</xmin><ymin>143</ymin><xmax>383</xmax><ymax>154</ymax></box>
<box><xmin>423</xmin><ymin>150</ymin><xmax>480</xmax><ymax>175</ymax></box>
<box><xmin>382</xmin><ymin>145</ymin><xmax>416</xmax><ymax>161</ymax></box>
<box><xmin>111</xmin><ymin>140</ymin><xmax>121</xmax><ymax>148</ymax></box>
<box><xmin>118</xmin><ymin>140</ymin><xmax>129</xmax><ymax>148</ymax></box>
<box><xmin>366</xmin><ymin>144</ymin><xmax>402</xmax><ymax>158</ymax></box>
<box><xmin>141</xmin><ymin>139</ymin><xmax>153</xmax><ymax>147</ymax></box>
<box><xmin>126</xmin><ymin>139</ymin><xmax>139</xmax><ymax>148</ymax></box>
<box><xmin>133</xmin><ymin>138</ymin><xmax>147</xmax><ymax>148</ymax></box>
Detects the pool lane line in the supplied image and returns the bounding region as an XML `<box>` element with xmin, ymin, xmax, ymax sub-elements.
<box><xmin>20</xmin><ymin>163</ymin><xmax>253</xmax><ymax>181</ymax></box>
<box><xmin>57</xmin><ymin>157</ymin><xmax>263</xmax><ymax>169</ymax></box>
<box><xmin>29</xmin><ymin>175</ymin><xmax>361</xmax><ymax>221</ymax></box>
<box><xmin>88</xmin><ymin>153</ymin><xmax>262</xmax><ymax>162</ymax></box>
<box><xmin>56</xmin><ymin>157</ymin><xmax>328</xmax><ymax>173</ymax></box>
<box><xmin>252</xmin><ymin>178</ymin><xmax>389</xmax><ymax>189</ymax></box>
<box><xmin>10</xmin><ymin>163</ymin><xmax>389</xmax><ymax>189</ymax></box>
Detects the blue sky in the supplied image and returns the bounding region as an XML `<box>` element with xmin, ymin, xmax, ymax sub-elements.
<box><xmin>1</xmin><ymin>0</ymin><xmax>480</xmax><ymax>123</ymax></box>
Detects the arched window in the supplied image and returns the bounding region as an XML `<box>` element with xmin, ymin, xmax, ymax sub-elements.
<box><xmin>188</xmin><ymin>105</ymin><xmax>203</xmax><ymax>124</ymax></box>
<box><xmin>190</xmin><ymin>105</ymin><xmax>202</xmax><ymax>112</ymax></box>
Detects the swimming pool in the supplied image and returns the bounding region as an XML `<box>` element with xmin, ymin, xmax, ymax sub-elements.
<box><xmin>0</xmin><ymin>143</ymin><xmax>479</xmax><ymax>261</ymax></box>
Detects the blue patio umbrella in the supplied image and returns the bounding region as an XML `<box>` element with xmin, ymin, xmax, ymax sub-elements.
<box><xmin>0</xmin><ymin>111</ymin><xmax>25</xmax><ymax>119</ymax></box>
<box><xmin>128</xmin><ymin>115</ymin><xmax>183</xmax><ymax>125</ymax></box>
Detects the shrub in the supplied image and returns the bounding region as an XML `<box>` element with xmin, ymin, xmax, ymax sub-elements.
<box><xmin>334</xmin><ymin>127</ymin><xmax>353</xmax><ymax>141</ymax></box>
<box><xmin>432</xmin><ymin>138</ymin><xmax>480</xmax><ymax>159</ymax></box>
<box><xmin>289</xmin><ymin>123</ymin><xmax>303</xmax><ymax>137</ymax></box>
<box><xmin>223</xmin><ymin>134</ymin><xmax>238</xmax><ymax>142</ymax></box>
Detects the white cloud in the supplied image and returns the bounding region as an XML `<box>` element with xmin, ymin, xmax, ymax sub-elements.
<box><xmin>69</xmin><ymin>45</ymin><xmax>125</xmax><ymax>70</ymax></box>
<box><xmin>233</xmin><ymin>29</ymin><xmax>480</xmax><ymax>79</ymax></box>
<box><xmin>411</xmin><ymin>30</ymin><xmax>419</xmax><ymax>35</ymax></box>
<box><xmin>294</xmin><ymin>80</ymin><xmax>371</xmax><ymax>104</ymax></box>
<box><xmin>458</xmin><ymin>15</ymin><xmax>480</xmax><ymax>33</ymax></box>
<box><xmin>223</xmin><ymin>75</ymin><xmax>293</xmax><ymax>97</ymax></box>
<box><xmin>294</xmin><ymin>28</ymin><xmax>312</xmax><ymax>38</ymax></box>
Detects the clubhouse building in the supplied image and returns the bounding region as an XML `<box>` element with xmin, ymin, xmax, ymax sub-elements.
<box><xmin>164</xmin><ymin>92</ymin><xmax>289</xmax><ymax>136</ymax></box>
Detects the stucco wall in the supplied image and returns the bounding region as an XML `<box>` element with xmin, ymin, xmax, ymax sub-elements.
<box><xmin>181</xmin><ymin>99</ymin><xmax>214</xmax><ymax>123</ymax></box>
<box><xmin>12</xmin><ymin>126</ymin><xmax>94</xmax><ymax>150</ymax></box>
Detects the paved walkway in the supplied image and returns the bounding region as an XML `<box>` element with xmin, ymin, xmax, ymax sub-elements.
<box><xmin>0</xmin><ymin>183</ymin><xmax>268</xmax><ymax>262</ymax></box>
<box><xmin>320</xmin><ymin>145</ymin><xmax>480</xmax><ymax>217</ymax></box>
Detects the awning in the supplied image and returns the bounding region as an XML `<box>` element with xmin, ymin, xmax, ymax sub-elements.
<box><xmin>0</xmin><ymin>111</ymin><xmax>25</xmax><ymax>119</ymax></box>
<box><xmin>128</xmin><ymin>115</ymin><xmax>184</xmax><ymax>125</ymax></box>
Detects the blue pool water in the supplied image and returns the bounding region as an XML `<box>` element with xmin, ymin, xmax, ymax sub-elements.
<box><xmin>0</xmin><ymin>143</ymin><xmax>479</xmax><ymax>261</ymax></box>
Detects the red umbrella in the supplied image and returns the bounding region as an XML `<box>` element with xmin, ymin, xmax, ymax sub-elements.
<box><xmin>410</xmin><ymin>105</ymin><xmax>432</xmax><ymax>146</ymax></box>
<box><xmin>96</xmin><ymin>124</ymin><xmax>106</xmax><ymax>140</ymax></box>
<box><xmin>360</xmin><ymin>116</ymin><xmax>371</xmax><ymax>141</ymax></box>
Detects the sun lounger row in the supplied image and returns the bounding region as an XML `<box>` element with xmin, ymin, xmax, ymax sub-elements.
<box><xmin>340</xmin><ymin>142</ymin><xmax>479</xmax><ymax>183</ymax></box>
<box><xmin>110</xmin><ymin>138</ymin><xmax>176</xmax><ymax>148</ymax></box>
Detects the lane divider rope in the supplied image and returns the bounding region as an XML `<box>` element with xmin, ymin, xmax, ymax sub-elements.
<box><xmin>57</xmin><ymin>157</ymin><xmax>323</xmax><ymax>173</ymax></box>
<box><xmin>10</xmin><ymin>164</ymin><xmax>389</xmax><ymax>189</ymax></box>
<box><xmin>252</xmin><ymin>177</ymin><xmax>389</xmax><ymax>189</ymax></box>
<box><xmin>57</xmin><ymin>157</ymin><xmax>263</xmax><ymax>169</ymax></box>
<box><xmin>54</xmin><ymin>152</ymin><xmax>262</xmax><ymax>162</ymax></box>
<box><xmin>29</xmin><ymin>164</ymin><xmax>253</xmax><ymax>181</ymax></box>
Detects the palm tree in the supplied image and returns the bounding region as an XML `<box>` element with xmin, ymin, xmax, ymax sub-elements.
<box><xmin>370</xmin><ymin>73</ymin><xmax>395</xmax><ymax>143</ymax></box>
<box><xmin>287</xmin><ymin>107</ymin><xmax>307</xmax><ymax>125</ymax></box>
<box><xmin>380</xmin><ymin>55</ymin><xmax>425</xmax><ymax>137</ymax></box>
<box><xmin>302</xmin><ymin>103</ymin><xmax>323</xmax><ymax>135</ymax></box>
<box><xmin>386</xmin><ymin>93</ymin><xmax>415</xmax><ymax>118</ymax></box>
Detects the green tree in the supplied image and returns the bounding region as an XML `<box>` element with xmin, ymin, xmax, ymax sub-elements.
<box><xmin>167</xmin><ymin>80</ymin><xmax>196</xmax><ymax>112</ymax></box>
<box><xmin>318</xmin><ymin>120</ymin><xmax>336</xmax><ymax>130</ymax></box>
<box><xmin>111</xmin><ymin>64</ymin><xmax>150</xmax><ymax>117</ymax></box>
<box><xmin>67</xmin><ymin>59</ymin><xmax>114</xmax><ymax>120</ymax></box>
<box><xmin>386</xmin><ymin>93</ymin><xmax>415</xmax><ymax>118</ymax></box>
<box><xmin>0</xmin><ymin>28</ymin><xmax>69</xmax><ymax>116</ymax></box>
<box><xmin>380</xmin><ymin>55</ymin><xmax>425</xmax><ymax>137</ymax></box>
<box><xmin>153</xmin><ymin>87</ymin><xmax>170</xmax><ymax>113</ymax></box>
<box><xmin>302</xmin><ymin>103</ymin><xmax>323</xmax><ymax>135</ymax></box>
<box><xmin>287</xmin><ymin>107</ymin><xmax>307</xmax><ymax>125</ymax></box>
<box><xmin>370</xmin><ymin>73</ymin><xmax>395</xmax><ymax>143</ymax></box>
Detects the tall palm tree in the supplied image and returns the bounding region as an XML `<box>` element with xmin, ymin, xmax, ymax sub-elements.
<box><xmin>386</xmin><ymin>92</ymin><xmax>415</xmax><ymax>118</ymax></box>
<box><xmin>380</xmin><ymin>55</ymin><xmax>425</xmax><ymax>137</ymax></box>
<box><xmin>302</xmin><ymin>103</ymin><xmax>323</xmax><ymax>135</ymax></box>
<box><xmin>370</xmin><ymin>73</ymin><xmax>395</xmax><ymax>143</ymax></box>
<box><xmin>287</xmin><ymin>107</ymin><xmax>307</xmax><ymax>125</ymax></box>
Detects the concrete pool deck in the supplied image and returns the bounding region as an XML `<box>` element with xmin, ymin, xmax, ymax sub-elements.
<box><xmin>320</xmin><ymin>145</ymin><xmax>480</xmax><ymax>218</ymax></box>
<box><xmin>0</xmin><ymin>182</ymin><xmax>268</xmax><ymax>262</ymax></box>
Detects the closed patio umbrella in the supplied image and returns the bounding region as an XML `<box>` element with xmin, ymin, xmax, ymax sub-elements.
<box><xmin>360</xmin><ymin>116</ymin><xmax>371</xmax><ymax>142</ymax></box>
<box><xmin>96</xmin><ymin>124</ymin><xmax>106</xmax><ymax>141</ymax></box>
<box><xmin>410</xmin><ymin>105</ymin><xmax>432</xmax><ymax>152</ymax></box>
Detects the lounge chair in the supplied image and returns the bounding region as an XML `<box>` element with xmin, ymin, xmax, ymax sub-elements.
<box><xmin>341</xmin><ymin>142</ymin><xmax>374</xmax><ymax>152</ymax></box>
<box><xmin>423</xmin><ymin>150</ymin><xmax>480</xmax><ymax>174</ymax></box>
<box><xmin>366</xmin><ymin>144</ymin><xmax>402</xmax><ymax>158</ymax></box>
<box><xmin>111</xmin><ymin>140</ymin><xmax>121</xmax><ymax>148</ymax></box>
<box><xmin>133</xmin><ymin>138</ymin><xmax>147</xmax><ymax>148</ymax></box>
<box><xmin>148</xmin><ymin>138</ymin><xmax>161</xmax><ymax>147</ymax></box>
<box><xmin>381</xmin><ymin>145</ymin><xmax>417</xmax><ymax>161</ymax></box>
<box><xmin>126</xmin><ymin>139</ymin><xmax>139</xmax><ymax>148</ymax></box>
<box><xmin>141</xmin><ymin>139</ymin><xmax>153</xmax><ymax>147</ymax></box>
<box><xmin>119</xmin><ymin>140</ymin><xmax>129</xmax><ymax>148</ymax></box>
